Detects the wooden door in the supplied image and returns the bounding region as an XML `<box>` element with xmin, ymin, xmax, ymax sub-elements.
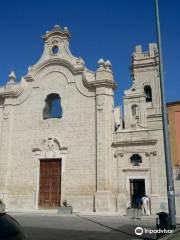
<box><xmin>39</xmin><ymin>159</ymin><xmax>61</xmax><ymax>208</ymax></box>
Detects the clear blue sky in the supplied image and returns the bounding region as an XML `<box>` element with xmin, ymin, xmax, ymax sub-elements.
<box><xmin>0</xmin><ymin>0</ymin><xmax>179</xmax><ymax>106</ymax></box>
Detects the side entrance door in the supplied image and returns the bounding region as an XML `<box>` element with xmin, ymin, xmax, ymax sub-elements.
<box><xmin>39</xmin><ymin>159</ymin><xmax>61</xmax><ymax>208</ymax></box>
<box><xmin>130</xmin><ymin>179</ymin><xmax>145</xmax><ymax>208</ymax></box>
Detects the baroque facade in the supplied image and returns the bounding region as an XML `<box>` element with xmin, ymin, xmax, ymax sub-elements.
<box><xmin>0</xmin><ymin>25</ymin><xmax>178</xmax><ymax>215</ymax></box>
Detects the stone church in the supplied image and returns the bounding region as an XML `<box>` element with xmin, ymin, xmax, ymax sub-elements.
<box><xmin>0</xmin><ymin>25</ymin><xmax>178</xmax><ymax>215</ymax></box>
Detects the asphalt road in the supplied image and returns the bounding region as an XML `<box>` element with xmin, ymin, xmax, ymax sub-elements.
<box><xmin>11</xmin><ymin>213</ymin><xmax>158</xmax><ymax>240</ymax></box>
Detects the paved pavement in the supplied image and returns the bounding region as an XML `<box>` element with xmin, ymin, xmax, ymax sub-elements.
<box><xmin>159</xmin><ymin>228</ymin><xmax>180</xmax><ymax>240</ymax></box>
<box><xmin>10</xmin><ymin>212</ymin><xmax>160</xmax><ymax>240</ymax></box>
<box><xmin>9</xmin><ymin>212</ymin><xmax>180</xmax><ymax>240</ymax></box>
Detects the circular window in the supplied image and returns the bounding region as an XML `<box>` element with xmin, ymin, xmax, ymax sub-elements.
<box><xmin>52</xmin><ymin>46</ymin><xmax>59</xmax><ymax>55</ymax></box>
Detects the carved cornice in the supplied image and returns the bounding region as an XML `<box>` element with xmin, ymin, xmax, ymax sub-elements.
<box><xmin>28</xmin><ymin>58</ymin><xmax>84</xmax><ymax>79</ymax></box>
<box><xmin>43</xmin><ymin>25</ymin><xmax>71</xmax><ymax>41</ymax></box>
<box><xmin>112</xmin><ymin>139</ymin><xmax>157</xmax><ymax>147</ymax></box>
<box><xmin>83</xmin><ymin>70</ymin><xmax>117</xmax><ymax>90</ymax></box>
<box><xmin>130</xmin><ymin>61</ymin><xmax>159</xmax><ymax>71</ymax></box>
<box><xmin>122</xmin><ymin>168</ymin><xmax>149</xmax><ymax>172</ymax></box>
<box><xmin>147</xmin><ymin>114</ymin><xmax>162</xmax><ymax>119</ymax></box>
<box><xmin>0</xmin><ymin>81</ymin><xmax>25</xmax><ymax>98</ymax></box>
<box><xmin>82</xmin><ymin>70</ymin><xmax>95</xmax><ymax>88</ymax></box>
<box><xmin>90</xmin><ymin>79</ymin><xmax>117</xmax><ymax>90</ymax></box>
<box><xmin>83</xmin><ymin>69</ymin><xmax>117</xmax><ymax>89</ymax></box>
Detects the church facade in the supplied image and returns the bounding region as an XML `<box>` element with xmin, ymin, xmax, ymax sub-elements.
<box><xmin>0</xmin><ymin>25</ymin><xmax>178</xmax><ymax>215</ymax></box>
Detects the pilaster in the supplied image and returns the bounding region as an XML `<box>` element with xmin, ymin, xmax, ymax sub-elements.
<box><xmin>0</xmin><ymin>73</ymin><xmax>17</xmax><ymax>197</ymax></box>
<box><xmin>92</xmin><ymin>59</ymin><xmax>117</xmax><ymax>211</ymax></box>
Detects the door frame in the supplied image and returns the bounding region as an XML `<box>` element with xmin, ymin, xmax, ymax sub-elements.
<box><xmin>32</xmin><ymin>137</ymin><xmax>68</xmax><ymax>209</ymax></box>
<box><xmin>125</xmin><ymin>175</ymin><xmax>150</xmax><ymax>201</ymax></box>
<box><xmin>129</xmin><ymin>178</ymin><xmax>146</xmax><ymax>208</ymax></box>
<box><xmin>34</xmin><ymin>155</ymin><xmax>66</xmax><ymax>209</ymax></box>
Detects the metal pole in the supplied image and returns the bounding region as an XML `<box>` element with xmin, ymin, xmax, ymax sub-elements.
<box><xmin>155</xmin><ymin>0</ymin><xmax>176</xmax><ymax>229</ymax></box>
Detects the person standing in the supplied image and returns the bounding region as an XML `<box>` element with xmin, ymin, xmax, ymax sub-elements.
<box><xmin>142</xmin><ymin>196</ymin><xmax>150</xmax><ymax>216</ymax></box>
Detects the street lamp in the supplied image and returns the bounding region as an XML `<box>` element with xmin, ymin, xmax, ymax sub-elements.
<box><xmin>154</xmin><ymin>0</ymin><xmax>176</xmax><ymax>229</ymax></box>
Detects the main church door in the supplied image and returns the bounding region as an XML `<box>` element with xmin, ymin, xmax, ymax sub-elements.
<box><xmin>39</xmin><ymin>159</ymin><xmax>61</xmax><ymax>208</ymax></box>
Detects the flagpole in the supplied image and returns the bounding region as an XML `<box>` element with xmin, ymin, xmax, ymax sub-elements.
<box><xmin>154</xmin><ymin>0</ymin><xmax>176</xmax><ymax>229</ymax></box>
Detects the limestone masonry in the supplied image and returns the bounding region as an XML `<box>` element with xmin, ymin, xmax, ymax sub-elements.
<box><xmin>0</xmin><ymin>25</ymin><xmax>179</xmax><ymax>215</ymax></box>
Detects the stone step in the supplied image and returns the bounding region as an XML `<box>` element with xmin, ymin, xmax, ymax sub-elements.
<box><xmin>57</xmin><ymin>206</ymin><xmax>72</xmax><ymax>215</ymax></box>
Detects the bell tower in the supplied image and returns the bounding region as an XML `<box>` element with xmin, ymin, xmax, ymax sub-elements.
<box><xmin>123</xmin><ymin>43</ymin><xmax>162</xmax><ymax>130</ymax></box>
<box><xmin>131</xmin><ymin>43</ymin><xmax>161</xmax><ymax>114</ymax></box>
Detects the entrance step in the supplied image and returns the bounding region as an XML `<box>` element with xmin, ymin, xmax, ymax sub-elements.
<box><xmin>127</xmin><ymin>208</ymin><xmax>143</xmax><ymax>219</ymax></box>
<box><xmin>57</xmin><ymin>206</ymin><xmax>72</xmax><ymax>215</ymax></box>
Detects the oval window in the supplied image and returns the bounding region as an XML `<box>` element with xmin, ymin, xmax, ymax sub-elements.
<box><xmin>52</xmin><ymin>46</ymin><xmax>59</xmax><ymax>55</ymax></box>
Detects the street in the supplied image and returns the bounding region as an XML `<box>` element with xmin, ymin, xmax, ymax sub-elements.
<box><xmin>11</xmin><ymin>213</ymin><xmax>158</xmax><ymax>240</ymax></box>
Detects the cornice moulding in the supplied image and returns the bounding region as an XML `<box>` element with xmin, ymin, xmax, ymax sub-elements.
<box><xmin>112</xmin><ymin>139</ymin><xmax>157</xmax><ymax>147</ymax></box>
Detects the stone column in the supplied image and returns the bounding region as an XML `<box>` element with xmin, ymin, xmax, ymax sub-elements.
<box><xmin>92</xmin><ymin>59</ymin><xmax>116</xmax><ymax>212</ymax></box>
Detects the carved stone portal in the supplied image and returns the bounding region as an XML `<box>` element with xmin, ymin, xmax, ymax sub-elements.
<box><xmin>32</xmin><ymin>137</ymin><xmax>68</xmax><ymax>157</ymax></box>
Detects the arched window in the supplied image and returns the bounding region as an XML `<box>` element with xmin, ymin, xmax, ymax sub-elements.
<box><xmin>144</xmin><ymin>85</ymin><xmax>152</xmax><ymax>102</ymax></box>
<box><xmin>130</xmin><ymin>154</ymin><xmax>142</xmax><ymax>166</ymax></box>
<box><xmin>43</xmin><ymin>93</ymin><xmax>62</xmax><ymax>119</ymax></box>
<box><xmin>131</xmin><ymin>104</ymin><xmax>139</xmax><ymax>117</ymax></box>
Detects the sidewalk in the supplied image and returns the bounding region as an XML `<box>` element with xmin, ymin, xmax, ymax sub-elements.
<box><xmin>9</xmin><ymin>212</ymin><xmax>180</xmax><ymax>240</ymax></box>
<box><xmin>6</xmin><ymin>209</ymin><xmax>180</xmax><ymax>223</ymax></box>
